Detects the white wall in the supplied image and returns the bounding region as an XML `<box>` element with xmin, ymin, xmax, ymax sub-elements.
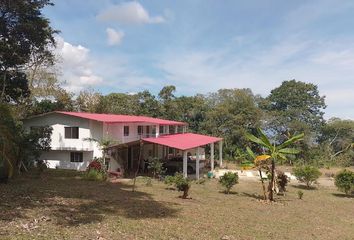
<box><xmin>40</xmin><ymin>150</ymin><xmax>93</xmax><ymax>171</ymax></box>
<box><xmin>23</xmin><ymin>113</ymin><xmax>103</xmax><ymax>161</ymax></box>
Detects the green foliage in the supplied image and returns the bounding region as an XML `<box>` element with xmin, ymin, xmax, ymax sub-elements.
<box><xmin>174</xmin><ymin>173</ymin><xmax>191</xmax><ymax>199</ymax></box>
<box><xmin>334</xmin><ymin>169</ymin><xmax>354</xmax><ymax>195</ymax></box>
<box><xmin>202</xmin><ymin>88</ymin><xmax>262</xmax><ymax>158</ymax></box>
<box><xmin>148</xmin><ymin>158</ymin><xmax>165</xmax><ymax>178</ymax></box>
<box><xmin>165</xmin><ymin>173</ymin><xmax>191</xmax><ymax>198</ymax></box>
<box><xmin>0</xmin><ymin>104</ymin><xmax>19</xmax><ymax>179</ymax></box>
<box><xmin>293</xmin><ymin>165</ymin><xmax>321</xmax><ymax>188</ymax></box>
<box><xmin>19</xmin><ymin>126</ymin><xmax>53</xmax><ymax>166</ymax></box>
<box><xmin>0</xmin><ymin>0</ymin><xmax>57</xmax><ymax>102</ymax></box>
<box><xmin>219</xmin><ymin>172</ymin><xmax>239</xmax><ymax>194</ymax></box>
<box><xmin>297</xmin><ymin>190</ymin><xmax>304</xmax><ymax>200</ymax></box>
<box><xmin>164</xmin><ymin>175</ymin><xmax>176</xmax><ymax>186</ymax></box>
<box><xmin>246</xmin><ymin>128</ymin><xmax>303</xmax><ymax>200</ymax></box>
<box><xmin>84</xmin><ymin>169</ymin><xmax>107</xmax><ymax>181</ymax></box>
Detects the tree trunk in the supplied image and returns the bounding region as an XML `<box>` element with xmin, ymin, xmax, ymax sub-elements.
<box><xmin>268</xmin><ymin>159</ymin><xmax>275</xmax><ymax>201</ymax></box>
<box><xmin>132</xmin><ymin>141</ymin><xmax>143</xmax><ymax>192</ymax></box>
<box><xmin>1</xmin><ymin>73</ymin><xmax>6</xmax><ymax>102</ymax></box>
<box><xmin>259</xmin><ymin>169</ymin><xmax>267</xmax><ymax>200</ymax></box>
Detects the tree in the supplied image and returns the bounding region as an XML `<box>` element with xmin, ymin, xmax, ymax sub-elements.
<box><xmin>293</xmin><ymin>165</ymin><xmax>321</xmax><ymax>188</ymax></box>
<box><xmin>97</xmin><ymin>93</ymin><xmax>140</xmax><ymax>115</ymax></box>
<box><xmin>219</xmin><ymin>172</ymin><xmax>239</xmax><ymax>194</ymax></box>
<box><xmin>319</xmin><ymin>118</ymin><xmax>354</xmax><ymax>166</ymax></box>
<box><xmin>335</xmin><ymin>169</ymin><xmax>354</xmax><ymax>195</ymax></box>
<box><xmin>136</xmin><ymin>90</ymin><xmax>161</xmax><ymax>117</ymax></box>
<box><xmin>203</xmin><ymin>89</ymin><xmax>262</xmax><ymax>159</ymax></box>
<box><xmin>0</xmin><ymin>0</ymin><xmax>57</xmax><ymax>102</ymax></box>
<box><xmin>0</xmin><ymin>103</ymin><xmax>19</xmax><ymax>180</ymax></box>
<box><xmin>18</xmin><ymin>125</ymin><xmax>53</xmax><ymax>169</ymax></box>
<box><xmin>158</xmin><ymin>85</ymin><xmax>179</xmax><ymax>120</ymax></box>
<box><xmin>246</xmin><ymin>129</ymin><xmax>304</xmax><ymax>201</ymax></box>
<box><xmin>261</xmin><ymin>80</ymin><xmax>326</xmax><ymax>164</ymax></box>
<box><xmin>75</xmin><ymin>89</ymin><xmax>101</xmax><ymax>113</ymax></box>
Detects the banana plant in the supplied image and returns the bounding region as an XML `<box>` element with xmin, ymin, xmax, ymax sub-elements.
<box><xmin>246</xmin><ymin>129</ymin><xmax>304</xmax><ymax>201</ymax></box>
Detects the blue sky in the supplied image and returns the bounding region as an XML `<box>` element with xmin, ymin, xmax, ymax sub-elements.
<box><xmin>44</xmin><ymin>0</ymin><xmax>354</xmax><ymax>119</ymax></box>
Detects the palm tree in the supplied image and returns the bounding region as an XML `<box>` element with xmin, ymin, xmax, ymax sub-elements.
<box><xmin>246</xmin><ymin>129</ymin><xmax>304</xmax><ymax>201</ymax></box>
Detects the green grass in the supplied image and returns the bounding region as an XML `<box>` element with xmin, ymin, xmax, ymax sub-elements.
<box><xmin>0</xmin><ymin>169</ymin><xmax>353</xmax><ymax>240</ymax></box>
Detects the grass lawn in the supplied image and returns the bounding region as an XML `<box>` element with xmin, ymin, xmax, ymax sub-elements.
<box><xmin>0</xmin><ymin>169</ymin><xmax>353</xmax><ymax>240</ymax></box>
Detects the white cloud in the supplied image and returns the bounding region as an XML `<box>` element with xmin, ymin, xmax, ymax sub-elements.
<box><xmin>55</xmin><ymin>36</ymin><xmax>103</xmax><ymax>92</ymax></box>
<box><xmin>97</xmin><ymin>1</ymin><xmax>165</xmax><ymax>24</ymax></box>
<box><xmin>157</xmin><ymin>38</ymin><xmax>354</xmax><ymax>119</ymax></box>
<box><xmin>106</xmin><ymin>27</ymin><xmax>124</xmax><ymax>46</ymax></box>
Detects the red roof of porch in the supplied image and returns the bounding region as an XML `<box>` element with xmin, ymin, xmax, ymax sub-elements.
<box><xmin>142</xmin><ymin>133</ymin><xmax>222</xmax><ymax>150</ymax></box>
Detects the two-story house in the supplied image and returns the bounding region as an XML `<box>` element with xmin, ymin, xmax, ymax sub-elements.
<box><xmin>23</xmin><ymin>111</ymin><xmax>223</xmax><ymax>178</ymax></box>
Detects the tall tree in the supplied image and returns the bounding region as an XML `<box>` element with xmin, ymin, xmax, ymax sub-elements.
<box><xmin>136</xmin><ymin>90</ymin><xmax>161</xmax><ymax>117</ymax></box>
<box><xmin>75</xmin><ymin>89</ymin><xmax>101</xmax><ymax>113</ymax></box>
<box><xmin>203</xmin><ymin>88</ymin><xmax>262</xmax><ymax>159</ymax></box>
<box><xmin>0</xmin><ymin>0</ymin><xmax>57</xmax><ymax>103</ymax></box>
<box><xmin>263</xmin><ymin>80</ymin><xmax>326</xmax><ymax>140</ymax></box>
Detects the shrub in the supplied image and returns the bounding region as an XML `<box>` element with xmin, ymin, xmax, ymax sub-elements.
<box><xmin>173</xmin><ymin>173</ymin><xmax>191</xmax><ymax>199</ymax></box>
<box><xmin>293</xmin><ymin>165</ymin><xmax>321</xmax><ymax>188</ymax></box>
<box><xmin>277</xmin><ymin>170</ymin><xmax>289</xmax><ymax>193</ymax></box>
<box><xmin>148</xmin><ymin>158</ymin><xmax>165</xmax><ymax>178</ymax></box>
<box><xmin>297</xmin><ymin>190</ymin><xmax>304</xmax><ymax>199</ymax></box>
<box><xmin>335</xmin><ymin>169</ymin><xmax>354</xmax><ymax>195</ymax></box>
<box><xmin>164</xmin><ymin>175</ymin><xmax>176</xmax><ymax>186</ymax></box>
<box><xmin>84</xmin><ymin>169</ymin><xmax>106</xmax><ymax>181</ymax></box>
<box><xmin>219</xmin><ymin>172</ymin><xmax>239</xmax><ymax>194</ymax></box>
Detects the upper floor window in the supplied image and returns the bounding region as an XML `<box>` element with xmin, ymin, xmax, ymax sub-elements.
<box><xmin>124</xmin><ymin>126</ymin><xmax>129</xmax><ymax>136</ymax></box>
<box><xmin>137</xmin><ymin>126</ymin><xmax>143</xmax><ymax>135</ymax></box>
<box><xmin>152</xmin><ymin>126</ymin><xmax>156</xmax><ymax>135</ymax></box>
<box><xmin>70</xmin><ymin>152</ymin><xmax>83</xmax><ymax>162</ymax></box>
<box><xmin>159</xmin><ymin>125</ymin><xmax>164</xmax><ymax>134</ymax></box>
<box><xmin>65</xmin><ymin>127</ymin><xmax>79</xmax><ymax>139</ymax></box>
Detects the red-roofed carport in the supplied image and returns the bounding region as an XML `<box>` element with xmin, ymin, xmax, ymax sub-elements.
<box><xmin>142</xmin><ymin>133</ymin><xmax>223</xmax><ymax>179</ymax></box>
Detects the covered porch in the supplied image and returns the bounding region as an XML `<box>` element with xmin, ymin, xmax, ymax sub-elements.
<box><xmin>142</xmin><ymin>133</ymin><xmax>223</xmax><ymax>179</ymax></box>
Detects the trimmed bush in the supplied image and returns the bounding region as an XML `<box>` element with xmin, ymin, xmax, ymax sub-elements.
<box><xmin>173</xmin><ymin>173</ymin><xmax>191</xmax><ymax>199</ymax></box>
<box><xmin>219</xmin><ymin>172</ymin><xmax>239</xmax><ymax>194</ymax></box>
<box><xmin>165</xmin><ymin>173</ymin><xmax>191</xmax><ymax>198</ymax></box>
<box><xmin>293</xmin><ymin>165</ymin><xmax>321</xmax><ymax>188</ymax></box>
<box><xmin>335</xmin><ymin>169</ymin><xmax>354</xmax><ymax>195</ymax></box>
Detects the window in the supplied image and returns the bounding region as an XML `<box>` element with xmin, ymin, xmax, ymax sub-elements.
<box><xmin>159</xmin><ymin>126</ymin><xmax>164</xmax><ymax>134</ymax></box>
<box><xmin>70</xmin><ymin>152</ymin><xmax>83</xmax><ymax>162</ymax></box>
<box><xmin>137</xmin><ymin>126</ymin><xmax>143</xmax><ymax>135</ymax></box>
<box><xmin>124</xmin><ymin>126</ymin><xmax>129</xmax><ymax>136</ymax></box>
<box><xmin>152</xmin><ymin>126</ymin><xmax>156</xmax><ymax>135</ymax></box>
<box><xmin>146</xmin><ymin>126</ymin><xmax>150</xmax><ymax>135</ymax></box>
<box><xmin>65</xmin><ymin>127</ymin><xmax>79</xmax><ymax>139</ymax></box>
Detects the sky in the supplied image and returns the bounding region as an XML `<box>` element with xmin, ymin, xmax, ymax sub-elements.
<box><xmin>44</xmin><ymin>0</ymin><xmax>354</xmax><ymax>119</ymax></box>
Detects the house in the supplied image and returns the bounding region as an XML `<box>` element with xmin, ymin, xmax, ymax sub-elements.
<box><xmin>23</xmin><ymin>111</ymin><xmax>223</xmax><ymax>178</ymax></box>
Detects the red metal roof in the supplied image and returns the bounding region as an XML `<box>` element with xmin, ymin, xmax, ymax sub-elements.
<box><xmin>142</xmin><ymin>133</ymin><xmax>222</xmax><ymax>150</ymax></box>
<box><xmin>55</xmin><ymin>111</ymin><xmax>187</xmax><ymax>125</ymax></box>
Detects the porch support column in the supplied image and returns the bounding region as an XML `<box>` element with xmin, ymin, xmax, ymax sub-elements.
<box><xmin>183</xmin><ymin>150</ymin><xmax>188</xmax><ymax>178</ymax></box>
<box><xmin>196</xmin><ymin>147</ymin><xmax>200</xmax><ymax>180</ymax></box>
<box><xmin>210</xmin><ymin>142</ymin><xmax>214</xmax><ymax>171</ymax></box>
<box><xmin>219</xmin><ymin>140</ymin><xmax>223</xmax><ymax>167</ymax></box>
